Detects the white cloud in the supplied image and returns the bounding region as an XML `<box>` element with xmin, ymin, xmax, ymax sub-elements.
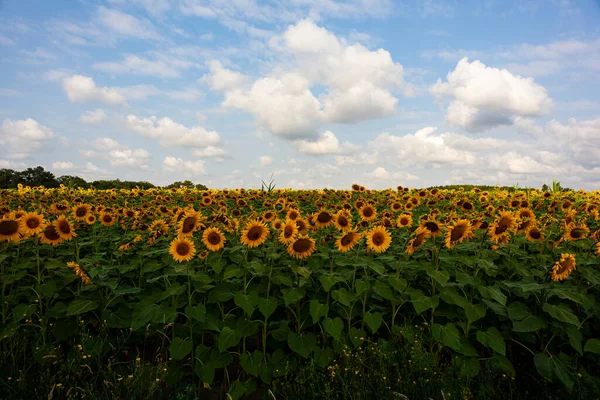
<box><xmin>545</xmin><ymin>116</ymin><xmax>600</xmax><ymax>168</ymax></box>
<box><xmin>20</xmin><ymin>48</ymin><xmax>56</xmax><ymax>62</ymax></box>
<box><xmin>125</xmin><ymin>115</ymin><xmax>221</xmax><ymax>149</ymax></box>
<box><xmin>295</xmin><ymin>131</ymin><xmax>341</xmax><ymax>155</ymax></box>
<box><xmin>94</xmin><ymin>6</ymin><xmax>161</xmax><ymax>40</ymax></box>
<box><xmin>93</xmin><ymin>54</ymin><xmax>182</xmax><ymax>78</ymax></box>
<box><xmin>93</xmin><ymin>137</ymin><xmax>122</xmax><ymax>151</ymax></box>
<box><xmin>80</xmin><ymin>109</ymin><xmax>107</xmax><ymax>124</ymax></box>
<box><xmin>0</xmin><ymin>88</ymin><xmax>21</xmax><ymax>97</ymax></box>
<box><xmin>192</xmin><ymin>146</ymin><xmax>227</xmax><ymax>158</ymax></box>
<box><xmin>259</xmin><ymin>155</ymin><xmax>274</xmax><ymax>166</ymax></box>
<box><xmin>163</xmin><ymin>156</ymin><xmax>206</xmax><ymax>175</ymax></box>
<box><xmin>108</xmin><ymin>0</ymin><xmax>171</xmax><ymax>16</ymax></box>
<box><xmin>0</xmin><ymin>34</ymin><xmax>15</xmax><ymax>46</ymax></box>
<box><xmin>109</xmin><ymin>148</ymin><xmax>150</xmax><ymax>168</ymax></box>
<box><xmin>52</xmin><ymin>161</ymin><xmax>74</xmax><ymax>170</ymax></box>
<box><xmin>365</xmin><ymin>167</ymin><xmax>419</xmax><ymax>181</ymax></box>
<box><xmin>335</xmin><ymin>151</ymin><xmax>379</xmax><ymax>166</ymax></box>
<box><xmin>166</xmin><ymin>88</ymin><xmax>202</xmax><ymax>101</ymax></box>
<box><xmin>63</xmin><ymin>75</ymin><xmax>126</xmax><ymax>105</ymax></box>
<box><xmin>430</xmin><ymin>57</ymin><xmax>552</xmax><ymax>132</ymax></box>
<box><xmin>0</xmin><ymin>118</ymin><xmax>56</xmax><ymax>158</ymax></box>
<box><xmin>200</xmin><ymin>60</ymin><xmax>250</xmax><ymax>91</ymax></box>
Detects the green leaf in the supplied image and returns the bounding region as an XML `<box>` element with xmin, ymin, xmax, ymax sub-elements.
<box><xmin>228</xmin><ymin>380</ymin><xmax>251</xmax><ymax>400</ymax></box>
<box><xmin>542</xmin><ymin>303</ymin><xmax>580</xmax><ymax>326</ymax></box>
<box><xmin>240</xmin><ymin>350</ymin><xmax>262</xmax><ymax>377</ymax></box>
<box><xmin>234</xmin><ymin>291</ymin><xmax>258</xmax><ymax>317</ymax></box>
<box><xmin>223</xmin><ymin>266</ymin><xmax>244</xmax><ymax>280</ymax></box>
<box><xmin>512</xmin><ymin>316</ymin><xmax>546</xmax><ymax>332</ymax></box>
<box><xmin>319</xmin><ymin>275</ymin><xmax>338</xmax><ymax>292</ymax></box>
<box><xmin>195</xmin><ymin>362</ymin><xmax>215</xmax><ymax>385</ymax></box>
<box><xmin>169</xmin><ymin>337</ymin><xmax>192</xmax><ymax>360</ymax></box>
<box><xmin>130</xmin><ymin>304</ymin><xmax>159</xmax><ymax>330</ymax></box>
<box><xmin>349</xmin><ymin>327</ymin><xmax>367</xmax><ymax>348</ymax></box>
<box><xmin>12</xmin><ymin>304</ymin><xmax>37</xmax><ymax>322</ymax></box>
<box><xmin>552</xmin><ymin>357</ymin><xmax>574</xmax><ymax>392</ymax></box>
<box><xmin>185</xmin><ymin>304</ymin><xmax>206</xmax><ymax>322</ymax></box>
<box><xmin>431</xmin><ymin>323</ymin><xmax>461</xmax><ymax>351</ymax></box>
<box><xmin>158</xmin><ymin>283</ymin><xmax>185</xmax><ymax>301</ymax></box>
<box><xmin>476</xmin><ymin>327</ymin><xmax>506</xmax><ymax>355</ymax></box>
<box><xmin>477</xmin><ymin>285</ymin><xmax>507</xmax><ymax>306</ymax></box>
<box><xmin>323</xmin><ymin>317</ymin><xmax>344</xmax><ymax>341</ymax></box>
<box><xmin>257</xmin><ymin>298</ymin><xmax>278</xmax><ymax>319</ymax></box>
<box><xmin>440</xmin><ymin>287</ymin><xmax>469</xmax><ymax>308</ymax></box>
<box><xmin>354</xmin><ymin>279</ymin><xmax>370</xmax><ymax>296</ymax></box>
<box><xmin>507</xmin><ymin>302</ymin><xmax>529</xmax><ymax>321</ymax></box>
<box><xmin>411</xmin><ymin>290</ymin><xmax>439</xmax><ymax>314</ymax></box>
<box><xmin>332</xmin><ymin>288</ymin><xmax>357</xmax><ymax>307</ymax></box>
<box><xmin>491</xmin><ymin>353</ymin><xmax>515</xmax><ymax>376</ymax></box>
<box><xmin>66</xmin><ymin>299</ymin><xmax>98</xmax><ymax>316</ymax></box>
<box><xmin>534</xmin><ymin>353</ymin><xmax>553</xmax><ymax>381</ymax></box>
<box><xmin>465</xmin><ymin>303</ymin><xmax>487</xmax><ymax>322</ymax></box>
<box><xmin>550</xmin><ymin>288</ymin><xmax>595</xmax><ymax>309</ymax></box>
<box><xmin>372</xmin><ymin>281</ymin><xmax>394</xmax><ymax>300</ymax></box>
<box><xmin>388</xmin><ymin>277</ymin><xmax>407</xmax><ymax>293</ymax></box>
<box><xmin>363</xmin><ymin>311</ymin><xmax>383</xmax><ymax>334</ymax></box>
<box><xmin>454</xmin><ymin>356</ymin><xmax>480</xmax><ymax>378</ymax></box>
<box><xmin>282</xmin><ymin>287</ymin><xmax>306</xmax><ymax>307</ymax></box>
<box><xmin>218</xmin><ymin>326</ymin><xmax>241</xmax><ymax>352</ymax></box>
<box><xmin>565</xmin><ymin>325</ymin><xmax>582</xmax><ymax>355</ymax></box>
<box><xmin>309</xmin><ymin>300</ymin><xmax>329</xmax><ymax>324</ymax></box>
<box><xmin>584</xmin><ymin>339</ymin><xmax>600</xmax><ymax>354</ymax></box>
<box><xmin>426</xmin><ymin>267</ymin><xmax>449</xmax><ymax>285</ymax></box>
<box><xmin>368</xmin><ymin>262</ymin><xmax>385</xmax><ymax>276</ymax></box>
<box><xmin>287</xmin><ymin>332</ymin><xmax>316</xmax><ymax>358</ymax></box>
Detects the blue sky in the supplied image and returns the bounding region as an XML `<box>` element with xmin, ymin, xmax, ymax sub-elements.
<box><xmin>1</xmin><ymin>0</ymin><xmax>599</xmax><ymax>189</ymax></box>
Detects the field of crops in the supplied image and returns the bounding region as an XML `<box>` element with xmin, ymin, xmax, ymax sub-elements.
<box><xmin>1</xmin><ymin>184</ymin><xmax>600</xmax><ymax>399</ymax></box>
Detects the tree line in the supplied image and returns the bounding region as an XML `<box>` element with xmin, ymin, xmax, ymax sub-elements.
<box><xmin>0</xmin><ymin>166</ymin><xmax>208</xmax><ymax>190</ymax></box>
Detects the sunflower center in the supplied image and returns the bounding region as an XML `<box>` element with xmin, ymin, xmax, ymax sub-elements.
<box><xmin>341</xmin><ymin>233</ymin><xmax>355</xmax><ymax>246</ymax></box>
<box><xmin>182</xmin><ymin>217</ymin><xmax>196</xmax><ymax>233</ymax></box>
<box><xmin>26</xmin><ymin>218</ymin><xmax>40</xmax><ymax>229</ymax></box>
<box><xmin>317</xmin><ymin>212</ymin><xmax>332</xmax><ymax>223</ymax></box>
<box><xmin>338</xmin><ymin>216</ymin><xmax>348</xmax><ymax>227</ymax></box>
<box><xmin>103</xmin><ymin>215</ymin><xmax>112</xmax><ymax>223</ymax></box>
<box><xmin>208</xmin><ymin>232</ymin><xmax>221</xmax><ymax>245</ymax></box>
<box><xmin>0</xmin><ymin>220</ymin><xmax>19</xmax><ymax>235</ymax></box>
<box><xmin>530</xmin><ymin>230</ymin><xmax>541</xmax><ymax>239</ymax></box>
<box><xmin>284</xmin><ymin>225</ymin><xmax>294</xmax><ymax>238</ymax></box>
<box><xmin>293</xmin><ymin>238</ymin><xmax>312</xmax><ymax>253</ymax></box>
<box><xmin>176</xmin><ymin>242</ymin><xmax>190</xmax><ymax>256</ymax></box>
<box><xmin>247</xmin><ymin>226</ymin><xmax>263</xmax><ymax>240</ymax></box>
<box><xmin>76</xmin><ymin>208</ymin><xmax>87</xmax><ymax>217</ymax></box>
<box><xmin>57</xmin><ymin>204</ymin><xmax>67</xmax><ymax>210</ymax></box>
<box><xmin>362</xmin><ymin>208</ymin><xmax>373</xmax><ymax>217</ymax></box>
<box><xmin>264</xmin><ymin>212</ymin><xmax>273</xmax><ymax>220</ymax></box>
<box><xmin>413</xmin><ymin>233</ymin><xmax>425</xmax><ymax>247</ymax></box>
<box><xmin>463</xmin><ymin>202</ymin><xmax>473</xmax><ymax>210</ymax></box>
<box><xmin>570</xmin><ymin>229</ymin><xmax>584</xmax><ymax>239</ymax></box>
<box><xmin>400</xmin><ymin>217</ymin><xmax>409</xmax><ymax>225</ymax></box>
<box><xmin>44</xmin><ymin>226</ymin><xmax>60</xmax><ymax>240</ymax></box>
<box><xmin>450</xmin><ymin>225</ymin><xmax>466</xmax><ymax>241</ymax></box>
<box><xmin>372</xmin><ymin>232</ymin><xmax>384</xmax><ymax>246</ymax></box>
<box><xmin>59</xmin><ymin>220</ymin><xmax>71</xmax><ymax>234</ymax></box>
<box><xmin>424</xmin><ymin>222</ymin><xmax>439</xmax><ymax>233</ymax></box>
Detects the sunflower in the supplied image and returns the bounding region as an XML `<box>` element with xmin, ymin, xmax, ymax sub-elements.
<box><xmin>314</xmin><ymin>210</ymin><xmax>334</xmax><ymax>228</ymax></box>
<box><xmin>488</xmin><ymin>211</ymin><xmax>517</xmax><ymax>243</ymax></box>
<box><xmin>526</xmin><ymin>225</ymin><xmax>544</xmax><ymax>242</ymax></box>
<box><xmin>53</xmin><ymin>215</ymin><xmax>77</xmax><ymax>240</ymax></box>
<box><xmin>366</xmin><ymin>226</ymin><xmax>392</xmax><ymax>253</ymax></box>
<box><xmin>336</xmin><ymin>230</ymin><xmax>361</xmax><ymax>252</ymax></box>
<box><xmin>100</xmin><ymin>212</ymin><xmax>116</xmax><ymax>226</ymax></box>
<box><xmin>286</xmin><ymin>209</ymin><xmax>300</xmax><ymax>221</ymax></box>
<box><xmin>396</xmin><ymin>213</ymin><xmax>413</xmax><ymax>228</ymax></box>
<box><xmin>550</xmin><ymin>253</ymin><xmax>576</xmax><ymax>282</ymax></box>
<box><xmin>295</xmin><ymin>218</ymin><xmax>309</xmax><ymax>234</ymax></box>
<box><xmin>179</xmin><ymin>210</ymin><xmax>204</xmax><ymax>237</ymax></box>
<box><xmin>444</xmin><ymin>219</ymin><xmax>473</xmax><ymax>248</ymax></box>
<box><xmin>333</xmin><ymin>210</ymin><xmax>352</xmax><ymax>231</ymax></box>
<box><xmin>287</xmin><ymin>235</ymin><xmax>316</xmax><ymax>259</ymax></box>
<box><xmin>169</xmin><ymin>236</ymin><xmax>196</xmax><ymax>262</ymax></box>
<box><xmin>420</xmin><ymin>219</ymin><xmax>444</xmax><ymax>237</ymax></box>
<box><xmin>198</xmin><ymin>250</ymin><xmax>209</xmax><ymax>260</ymax></box>
<box><xmin>240</xmin><ymin>220</ymin><xmax>269</xmax><ymax>248</ymax></box>
<box><xmin>406</xmin><ymin>226</ymin><xmax>431</xmax><ymax>255</ymax></box>
<box><xmin>0</xmin><ymin>215</ymin><xmax>21</xmax><ymax>242</ymax></box>
<box><xmin>563</xmin><ymin>223</ymin><xmax>589</xmax><ymax>241</ymax></box>
<box><xmin>40</xmin><ymin>223</ymin><xmax>63</xmax><ymax>246</ymax></box>
<box><xmin>596</xmin><ymin>242</ymin><xmax>600</xmax><ymax>257</ymax></box>
<box><xmin>86</xmin><ymin>214</ymin><xmax>96</xmax><ymax>225</ymax></box>
<box><xmin>359</xmin><ymin>205</ymin><xmax>377</xmax><ymax>222</ymax></box>
<box><xmin>272</xmin><ymin>219</ymin><xmax>283</xmax><ymax>230</ymax></box>
<box><xmin>279</xmin><ymin>219</ymin><xmax>298</xmax><ymax>245</ymax></box>
<box><xmin>72</xmin><ymin>204</ymin><xmax>92</xmax><ymax>221</ymax></box>
<box><xmin>202</xmin><ymin>227</ymin><xmax>226</xmax><ymax>252</ymax></box>
<box><xmin>19</xmin><ymin>212</ymin><xmax>46</xmax><ymax>236</ymax></box>
<box><xmin>262</xmin><ymin>210</ymin><xmax>276</xmax><ymax>222</ymax></box>
<box><xmin>67</xmin><ymin>261</ymin><xmax>93</xmax><ymax>285</ymax></box>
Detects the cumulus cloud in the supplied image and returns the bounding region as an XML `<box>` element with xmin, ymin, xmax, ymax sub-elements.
<box><xmin>259</xmin><ymin>156</ymin><xmax>274</xmax><ymax>166</ymax></box>
<box><xmin>218</xmin><ymin>19</ymin><xmax>409</xmax><ymax>139</ymax></box>
<box><xmin>63</xmin><ymin>75</ymin><xmax>126</xmax><ymax>105</ymax></box>
<box><xmin>365</xmin><ymin>167</ymin><xmax>419</xmax><ymax>181</ymax></box>
<box><xmin>93</xmin><ymin>137</ymin><xmax>122</xmax><ymax>151</ymax></box>
<box><xmin>109</xmin><ymin>148</ymin><xmax>150</xmax><ymax>168</ymax></box>
<box><xmin>93</xmin><ymin>54</ymin><xmax>181</xmax><ymax>78</ymax></box>
<box><xmin>192</xmin><ymin>146</ymin><xmax>227</xmax><ymax>158</ymax></box>
<box><xmin>52</xmin><ymin>161</ymin><xmax>74</xmax><ymax>170</ymax></box>
<box><xmin>295</xmin><ymin>131</ymin><xmax>341</xmax><ymax>155</ymax></box>
<box><xmin>125</xmin><ymin>115</ymin><xmax>221</xmax><ymax>150</ymax></box>
<box><xmin>80</xmin><ymin>109</ymin><xmax>107</xmax><ymax>124</ymax></box>
<box><xmin>200</xmin><ymin>60</ymin><xmax>250</xmax><ymax>91</ymax></box>
<box><xmin>164</xmin><ymin>156</ymin><xmax>206</xmax><ymax>175</ymax></box>
<box><xmin>0</xmin><ymin>118</ymin><xmax>56</xmax><ymax>158</ymax></box>
<box><xmin>430</xmin><ymin>57</ymin><xmax>552</xmax><ymax>132</ymax></box>
<box><xmin>545</xmin><ymin>116</ymin><xmax>600</xmax><ymax>168</ymax></box>
<box><xmin>94</xmin><ymin>6</ymin><xmax>161</xmax><ymax>40</ymax></box>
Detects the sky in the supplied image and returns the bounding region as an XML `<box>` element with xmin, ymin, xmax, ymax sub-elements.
<box><xmin>0</xmin><ymin>0</ymin><xmax>599</xmax><ymax>190</ymax></box>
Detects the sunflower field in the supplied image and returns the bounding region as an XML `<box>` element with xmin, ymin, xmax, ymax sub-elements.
<box><xmin>1</xmin><ymin>184</ymin><xmax>600</xmax><ymax>399</ymax></box>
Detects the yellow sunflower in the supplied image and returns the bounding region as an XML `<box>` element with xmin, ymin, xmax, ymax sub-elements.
<box><xmin>202</xmin><ymin>227</ymin><xmax>226</xmax><ymax>252</ymax></box>
<box><xmin>295</xmin><ymin>218</ymin><xmax>309</xmax><ymax>234</ymax></box>
<box><xmin>314</xmin><ymin>209</ymin><xmax>334</xmax><ymax>228</ymax></box>
<box><xmin>198</xmin><ymin>250</ymin><xmax>209</xmax><ymax>260</ymax></box>
<box><xmin>550</xmin><ymin>253</ymin><xmax>576</xmax><ymax>282</ymax></box>
<box><xmin>40</xmin><ymin>223</ymin><xmax>63</xmax><ymax>246</ymax></box>
<box><xmin>99</xmin><ymin>212</ymin><xmax>116</xmax><ymax>227</ymax></box>
<box><xmin>563</xmin><ymin>223</ymin><xmax>589</xmax><ymax>241</ymax></box>
<box><xmin>279</xmin><ymin>219</ymin><xmax>298</xmax><ymax>245</ymax></box>
<box><xmin>525</xmin><ymin>225</ymin><xmax>544</xmax><ymax>242</ymax></box>
<box><xmin>420</xmin><ymin>219</ymin><xmax>444</xmax><ymax>237</ymax></box>
<box><xmin>333</xmin><ymin>210</ymin><xmax>352</xmax><ymax>231</ymax></box>
<box><xmin>406</xmin><ymin>226</ymin><xmax>431</xmax><ymax>255</ymax></box>
<box><xmin>19</xmin><ymin>212</ymin><xmax>46</xmax><ymax>236</ymax></box>
<box><xmin>287</xmin><ymin>235</ymin><xmax>316</xmax><ymax>259</ymax></box>
<box><xmin>0</xmin><ymin>215</ymin><xmax>21</xmax><ymax>242</ymax></box>
<box><xmin>178</xmin><ymin>210</ymin><xmax>204</xmax><ymax>237</ymax></box>
<box><xmin>358</xmin><ymin>205</ymin><xmax>377</xmax><ymax>222</ymax></box>
<box><xmin>240</xmin><ymin>220</ymin><xmax>269</xmax><ymax>248</ymax></box>
<box><xmin>53</xmin><ymin>215</ymin><xmax>77</xmax><ymax>241</ymax></box>
<box><xmin>366</xmin><ymin>226</ymin><xmax>392</xmax><ymax>253</ymax></box>
<box><xmin>169</xmin><ymin>236</ymin><xmax>196</xmax><ymax>262</ymax></box>
<box><xmin>444</xmin><ymin>219</ymin><xmax>474</xmax><ymax>248</ymax></box>
<box><xmin>396</xmin><ymin>213</ymin><xmax>413</xmax><ymax>228</ymax></box>
<box><xmin>72</xmin><ymin>204</ymin><xmax>92</xmax><ymax>221</ymax></box>
<box><xmin>335</xmin><ymin>230</ymin><xmax>361</xmax><ymax>252</ymax></box>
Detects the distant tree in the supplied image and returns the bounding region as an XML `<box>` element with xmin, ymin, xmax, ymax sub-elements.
<box><xmin>0</xmin><ymin>168</ymin><xmax>16</xmax><ymax>189</ymax></box>
<box><xmin>541</xmin><ymin>184</ymin><xmax>549</xmax><ymax>192</ymax></box>
<box><xmin>195</xmin><ymin>183</ymin><xmax>208</xmax><ymax>190</ymax></box>
<box><xmin>14</xmin><ymin>166</ymin><xmax>59</xmax><ymax>188</ymax></box>
<box><xmin>58</xmin><ymin>175</ymin><xmax>90</xmax><ymax>189</ymax></box>
<box><xmin>166</xmin><ymin>180</ymin><xmax>195</xmax><ymax>189</ymax></box>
